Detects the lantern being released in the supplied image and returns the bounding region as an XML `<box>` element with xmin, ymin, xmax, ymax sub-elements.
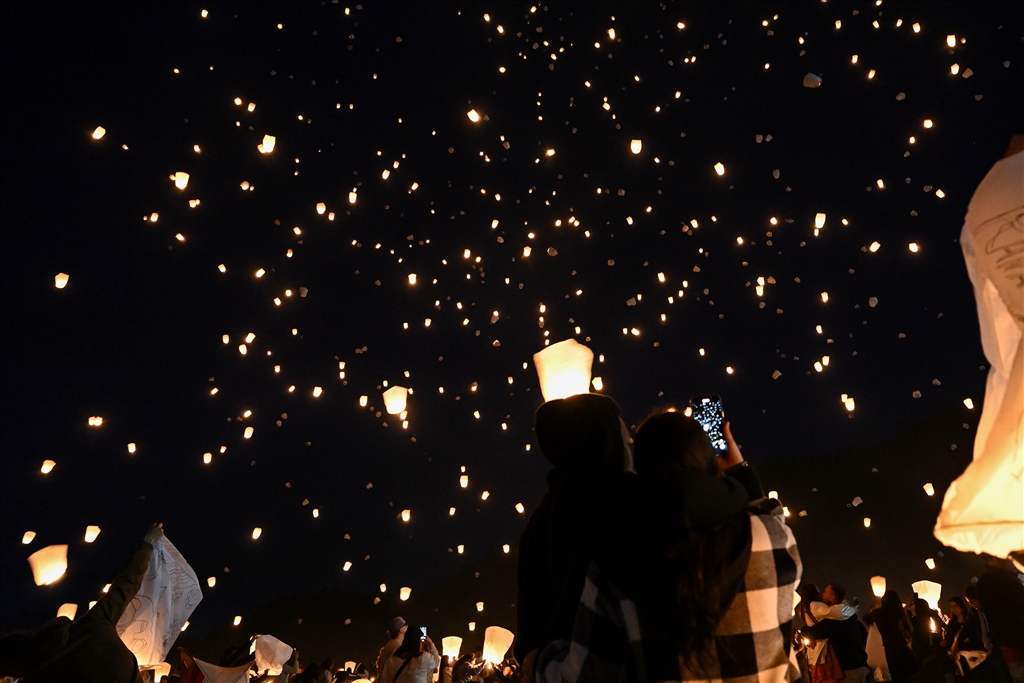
<box><xmin>382</xmin><ymin>386</ymin><xmax>409</xmax><ymax>414</ymax></box>
<box><xmin>912</xmin><ymin>580</ymin><xmax>942</xmax><ymax>610</ymax></box>
<box><xmin>28</xmin><ymin>544</ymin><xmax>68</xmax><ymax>585</ymax></box>
<box><xmin>442</xmin><ymin>636</ymin><xmax>463</xmax><ymax>659</ymax></box>
<box><xmin>870</xmin><ymin>576</ymin><xmax>886</xmax><ymax>597</ymax></box>
<box><xmin>533</xmin><ymin>339</ymin><xmax>594</xmax><ymax>402</ymax></box>
<box><xmin>482</xmin><ymin>626</ymin><xmax>515</xmax><ymax>664</ymax></box>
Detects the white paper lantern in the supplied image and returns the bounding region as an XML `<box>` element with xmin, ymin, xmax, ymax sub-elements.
<box><xmin>399</xmin><ymin>586</ymin><xmax>412</xmax><ymax>601</ymax></box>
<box><xmin>630</xmin><ymin>139</ymin><xmax>642</xmax><ymax>154</ymax></box>
<box><xmin>442</xmin><ymin>636</ymin><xmax>463</xmax><ymax>659</ymax></box>
<box><xmin>56</xmin><ymin>603</ymin><xmax>78</xmax><ymax>620</ymax></box>
<box><xmin>174</xmin><ymin>172</ymin><xmax>190</xmax><ymax>189</ymax></box>
<box><xmin>912</xmin><ymin>580</ymin><xmax>942</xmax><ymax>610</ymax></box>
<box><xmin>28</xmin><ymin>544</ymin><xmax>67</xmax><ymax>585</ymax></box>
<box><xmin>54</xmin><ymin>273</ymin><xmax>69</xmax><ymax>289</ymax></box>
<box><xmin>259</xmin><ymin>135</ymin><xmax>276</xmax><ymax>153</ymax></box>
<box><xmin>532</xmin><ymin>339</ymin><xmax>594</xmax><ymax>402</ymax></box>
<box><xmin>481</xmin><ymin>626</ymin><xmax>515</xmax><ymax>664</ymax></box>
<box><xmin>40</xmin><ymin>459</ymin><xmax>56</xmax><ymax>474</ymax></box>
<box><xmin>22</xmin><ymin>531</ymin><xmax>36</xmax><ymax>544</ymax></box>
<box><xmin>870</xmin><ymin>576</ymin><xmax>886</xmax><ymax>597</ymax></box>
<box><xmin>382</xmin><ymin>386</ymin><xmax>409</xmax><ymax>415</ymax></box>
<box><xmin>84</xmin><ymin>525</ymin><xmax>101</xmax><ymax>543</ymax></box>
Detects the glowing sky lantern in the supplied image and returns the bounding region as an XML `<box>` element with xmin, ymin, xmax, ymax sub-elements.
<box><xmin>870</xmin><ymin>576</ymin><xmax>886</xmax><ymax>597</ymax></box>
<box><xmin>962</xmin><ymin>398</ymin><xmax>974</xmax><ymax>409</ymax></box>
<box><xmin>57</xmin><ymin>603</ymin><xmax>78</xmax><ymax>620</ymax></box>
<box><xmin>399</xmin><ymin>586</ymin><xmax>412</xmax><ymax>601</ymax></box>
<box><xmin>515</xmin><ymin>503</ymin><xmax>525</xmax><ymax>514</ymax></box>
<box><xmin>349</xmin><ymin>190</ymin><xmax>358</xmax><ymax>204</ymax></box>
<box><xmin>28</xmin><ymin>544</ymin><xmax>68</xmax><ymax>585</ymax></box>
<box><xmin>803</xmin><ymin>73</ymin><xmax>822</xmax><ymax>88</ymax></box>
<box><xmin>92</xmin><ymin>126</ymin><xmax>106</xmax><ymax>140</ymax></box>
<box><xmin>467</xmin><ymin>109</ymin><xmax>481</xmax><ymax>123</ymax></box>
<box><xmin>207</xmin><ymin>576</ymin><xmax>216</xmax><ymax>588</ymax></box>
<box><xmin>244</xmin><ymin>426</ymin><xmax>254</xmax><ymax>439</ymax></box>
<box><xmin>925</xmin><ymin>558</ymin><xmax>936</xmax><ymax>569</ymax></box>
<box><xmin>127</xmin><ymin>443</ymin><xmax>136</xmax><ymax>454</ymax></box>
<box><xmin>316</xmin><ymin>202</ymin><xmax>326</xmax><ymax>214</ymax></box>
<box><xmin>924</xmin><ymin>483</ymin><xmax>935</xmax><ymax>496</ymax></box>
<box><xmin>591</xmin><ymin>377</ymin><xmax>604</xmax><ymax>391</ymax></box>
<box><xmin>442</xmin><ymin>636</ymin><xmax>463</xmax><ymax>660</ymax></box>
<box><xmin>482</xmin><ymin>626</ymin><xmax>515</xmax><ymax>664</ymax></box>
<box><xmin>54</xmin><ymin>273</ymin><xmax>69</xmax><ymax>289</ymax></box>
<box><xmin>912</xmin><ymin>580</ymin><xmax>942</xmax><ymax>610</ymax></box>
<box><xmin>401</xmin><ymin>509</ymin><xmax>411</xmax><ymax>522</ymax></box>
<box><xmin>22</xmin><ymin>531</ymin><xmax>36</xmax><ymax>544</ymax></box>
<box><xmin>713</xmin><ymin>162</ymin><xmax>725</xmax><ymax>176</ymax></box>
<box><xmin>252</xmin><ymin>527</ymin><xmax>262</xmax><ymax>540</ymax></box>
<box><xmin>234</xmin><ymin>616</ymin><xmax>242</xmax><ymax>626</ymax></box>
<box><xmin>630</xmin><ymin>139</ymin><xmax>642</xmax><ymax>154</ymax></box>
<box><xmin>382</xmin><ymin>386</ymin><xmax>409</xmax><ymax>414</ymax></box>
<box><xmin>946</xmin><ymin>34</ymin><xmax>956</xmax><ymax>48</ymax></box>
<box><xmin>312</xmin><ymin>386</ymin><xmax>323</xmax><ymax>398</ymax></box>
<box><xmin>533</xmin><ymin>338</ymin><xmax>594</xmax><ymax>402</ymax></box>
<box><xmin>863</xmin><ymin>517</ymin><xmax>872</xmax><ymax>527</ymax></box>
<box><xmin>173</xmin><ymin>172</ymin><xmax>189</xmax><ymax>189</ymax></box>
<box><xmin>258</xmin><ymin>135</ymin><xmax>276</xmax><ymax>153</ymax></box>
<box><xmin>476</xmin><ymin>601</ymin><xmax>485</xmax><ymax>612</ymax></box>
<box><xmin>40</xmin><ymin>459</ymin><xmax>56</xmax><ymax>474</ymax></box>
<box><xmin>460</xmin><ymin>475</ymin><xmax>469</xmax><ymax>488</ymax></box>
<box><xmin>814</xmin><ymin>213</ymin><xmax>826</xmax><ymax>229</ymax></box>
<box><xmin>84</xmin><ymin>525</ymin><xmax>101</xmax><ymax>543</ymax></box>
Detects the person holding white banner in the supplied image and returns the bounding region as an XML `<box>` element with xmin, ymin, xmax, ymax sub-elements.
<box><xmin>0</xmin><ymin>523</ymin><xmax>165</xmax><ymax>683</ymax></box>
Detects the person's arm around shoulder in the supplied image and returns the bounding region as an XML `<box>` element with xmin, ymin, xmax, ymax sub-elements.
<box><xmin>88</xmin><ymin>523</ymin><xmax>163</xmax><ymax>625</ymax></box>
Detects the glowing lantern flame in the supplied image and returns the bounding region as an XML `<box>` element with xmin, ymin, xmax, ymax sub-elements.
<box><xmin>382</xmin><ymin>386</ymin><xmax>409</xmax><ymax>415</ymax></box>
<box><xmin>482</xmin><ymin>626</ymin><xmax>515</xmax><ymax>664</ymax></box>
<box><xmin>208</xmin><ymin>577</ymin><xmax>216</xmax><ymax>587</ymax></box>
<box><xmin>871</xmin><ymin>576</ymin><xmax>886</xmax><ymax>597</ymax></box>
<box><xmin>864</xmin><ymin>517</ymin><xmax>871</xmax><ymax>527</ymax></box>
<box><xmin>533</xmin><ymin>338</ymin><xmax>594</xmax><ymax>402</ymax></box>
<box><xmin>442</xmin><ymin>636</ymin><xmax>463</xmax><ymax>659</ymax></box>
<box><xmin>476</xmin><ymin>601</ymin><xmax>485</xmax><ymax>612</ymax></box>
<box><xmin>54</xmin><ymin>273</ymin><xmax>69</xmax><ymax>289</ymax></box>
<box><xmin>28</xmin><ymin>544</ymin><xmax>68</xmax><ymax>585</ymax></box>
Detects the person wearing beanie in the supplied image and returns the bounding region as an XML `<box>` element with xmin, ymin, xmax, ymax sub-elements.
<box><xmin>376</xmin><ymin>616</ymin><xmax>408</xmax><ymax>679</ymax></box>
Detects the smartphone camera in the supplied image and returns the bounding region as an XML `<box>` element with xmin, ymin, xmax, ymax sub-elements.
<box><xmin>689</xmin><ymin>395</ymin><xmax>726</xmax><ymax>452</ymax></box>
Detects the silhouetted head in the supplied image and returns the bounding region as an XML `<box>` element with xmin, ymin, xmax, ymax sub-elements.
<box><xmin>633</xmin><ymin>408</ymin><xmax>716</xmax><ymax>480</ymax></box>
<box><xmin>880</xmin><ymin>589</ymin><xmax>903</xmax><ymax>612</ymax></box>
<box><xmin>535</xmin><ymin>393</ymin><xmax>626</xmax><ymax>471</ymax></box>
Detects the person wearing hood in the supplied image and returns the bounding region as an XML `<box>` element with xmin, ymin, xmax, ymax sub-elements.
<box><xmin>0</xmin><ymin>523</ymin><xmax>165</xmax><ymax>683</ymax></box>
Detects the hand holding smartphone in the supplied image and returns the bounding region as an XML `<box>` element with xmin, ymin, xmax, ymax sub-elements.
<box><xmin>689</xmin><ymin>395</ymin><xmax>727</xmax><ymax>452</ymax></box>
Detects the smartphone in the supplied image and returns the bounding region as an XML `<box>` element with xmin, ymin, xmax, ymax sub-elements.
<box><xmin>420</xmin><ymin>626</ymin><xmax>427</xmax><ymax>641</ymax></box>
<box><xmin>689</xmin><ymin>395</ymin><xmax>726</xmax><ymax>452</ymax></box>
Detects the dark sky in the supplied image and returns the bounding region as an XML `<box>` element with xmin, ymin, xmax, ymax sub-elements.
<box><xmin>2</xmin><ymin>0</ymin><xmax>1021</xmax><ymax>667</ymax></box>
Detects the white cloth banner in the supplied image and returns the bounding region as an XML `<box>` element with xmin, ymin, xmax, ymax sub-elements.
<box><xmin>117</xmin><ymin>536</ymin><xmax>203</xmax><ymax>666</ymax></box>
<box><xmin>935</xmin><ymin>149</ymin><xmax>1024</xmax><ymax>558</ymax></box>
<box><xmin>253</xmin><ymin>634</ymin><xmax>294</xmax><ymax>676</ymax></box>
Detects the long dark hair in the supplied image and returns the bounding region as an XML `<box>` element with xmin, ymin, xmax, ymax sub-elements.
<box><xmin>879</xmin><ymin>590</ymin><xmax>913</xmax><ymax>643</ymax></box>
<box><xmin>797</xmin><ymin>583</ymin><xmax>823</xmax><ymax>625</ymax></box>
<box><xmin>633</xmin><ymin>408</ymin><xmax>742</xmax><ymax>672</ymax></box>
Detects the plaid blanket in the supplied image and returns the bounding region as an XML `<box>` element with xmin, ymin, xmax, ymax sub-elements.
<box><xmin>536</xmin><ymin>509</ymin><xmax>802</xmax><ymax>683</ymax></box>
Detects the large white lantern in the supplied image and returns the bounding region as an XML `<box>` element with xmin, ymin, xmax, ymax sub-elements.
<box><xmin>382</xmin><ymin>386</ymin><xmax>409</xmax><ymax>415</ymax></box>
<box><xmin>912</xmin><ymin>580</ymin><xmax>942</xmax><ymax>611</ymax></box>
<box><xmin>870</xmin><ymin>576</ymin><xmax>886</xmax><ymax>598</ymax></box>
<box><xmin>442</xmin><ymin>636</ymin><xmax>463</xmax><ymax>660</ymax></box>
<box><xmin>533</xmin><ymin>339</ymin><xmax>594</xmax><ymax>402</ymax></box>
<box><xmin>28</xmin><ymin>544</ymin><xmax>68</xmax><ymax>585</ymax></box>
<box><xmin>481</xmin><ymin>626</ymin><xmax>515</xmax><ymax>664</ymax></box>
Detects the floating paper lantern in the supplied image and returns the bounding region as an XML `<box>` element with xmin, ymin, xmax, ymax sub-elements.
<box><xmin>815</xmin><ymin>213</ymin><xmax>826</xmax><ymax>228</ymax></box>
<box><xmin>28</xmin><ymin>544</ymin><xmax>68</xmax><ymax>585</ymax></box>
<box><xmin>316</xmin><ymin>202</ymin><xmax>326</xmax><ymax>214</ymax></box>
<box><xmin>349</xmin><ymin>191</ymin><xmax>358</xmax><ymax>204</ymax></box>
<box><xmin>630</xmin><ymin>139</ymin><xmax>642</xmax><ymax>154</ymax></box>
<box><xmin>925</xmin><ymin>558</ymin><xmax>936</xmax><ymax>569</ymax></box>
<box><xmin>127</xmin><ymin>443</ymin><xmax>136</xmax><ymax>454</ymax></box>
<box><xmin>803</xmin><ymin>73</ymin><xmax>822</xmax><ymax>88</ymax></box>
<box><xmin>234</xmin><ymin>616</ymin><xmax>242</xmax><ymax>626</ymax></box>
<box><xmin>515</xmin><ymin>503</ymin><xmax>525</xmax><ymax>514</ymax></box>
<box><xmin>533</xmin><ymin>338</ymin><xmax>594</xmax><ymax>402</ymax></box>
<box><xmin>502</xmin><ymin>544</ymin><xmax>510</xmax><ymax>553</ymax></box>
<box><xmin>946</xmin><ymin>34</ymin><xmax>956</xmax><ymax>48</ymax></box>
<box><xmin>383</xmin><ymin>386</ymin><xmax>409</xmax><ymax>414</ymax></box>
<box><xmin>912</xmin><ymin>580</ymin><xmax>942</xmax><ymax>610</ymax></box>
<box><xmin>40</xmin><ymin>459</ymin><xmax>56</xmax><ymax>474</ymax></box>
<box><xmin>924</xmin><ymin>483</ymin><xmax>935</xmax><ymax>496</ymax></box>
<box><xmin>467</xmin><ymin>109</ymin><xmax>481</xmax><ymax>123</ymax></box>
<box><xmin>870</xmin><ymin>576</ymin><xmax>886</xmax><ymax>597</ymax></box>
<box><xmin>482</xmin><ymin>626</ymin><xmax>515</xmax><ymax>664</ymax></box>
<box><xmin>863</xmin><ymin>517</ymin><xmax>872</xmax><ymax>527</ymax></box>
<box><xmin>591</xmin><ymin>377</ymin><xmax>604</xmax><ymax>391</ymax></box>
<box><xmin>244</xmin><ymin>426</ymin><xmax>254</xmax><ymax>439</ymax></box>
<box><xmin>963</xmin><ymin>398</ymin><xmax>974</xmax><ymax>409</ymax></box>
<box><xmin>399</xmin><ymin>586</ymin><xmax>412</xmax><ymax>601</ymax></box>
<box><xmin>258</xmin><ymin>135</ymin><xmax>276</xmax><ymax>153</ymax></box>
<box><xmin>312</xmin><ymin>386</ymin><xmax>323</xmax><ymax>398</ymax></box>
<box><xmin>207</xmin><ymin>577</ymin><xmax>216</xmax><ymax>588</ymax></box>
<box><xmin>343</xmin><ymin>561</ymin><xmax>352</xmax><ymax>571</ymax></box>
<box><xmin>57</xmin><ymin>603</ymin><xmax>78</xmax><ymax>620</ymax></box>
<box><xmin>460</xmin><ymin>475</ymin><xmax>469</xmax><ymax>488</ymax></box>
<box><xmin>442</xmin><ymin>636</ymin><xmax>463</xmax><ymax>659</ymax></box>
<box><xmin>714</xmin><ymin>162</ymin><xmax>725</xmax><ymax>176</ymax></box>
<box><xmin>468</xmin><ymin>622</ymin><xmax>476</xmax><ymax>631</ymax></box>
<box><xmin>84</xmin><ymin>526</ymin><xmax>101</xmax><ymax>543</ymax></box>
<box><xmin>203</xmin><ymin>452</ymin><xmax>212</xmax><ymax>464</ymax></box>
<box><xmin>174</xmin><ymin>172</ymin><xmax>189</xmax><ymax>189</ymax></box>
<box><xmin>252</xmin><ymin>527</ymin><xmax>262</xmax><ymax>540</ymax></box>
<box><xmin>54</xmin><ymin>273</ymin><xmax>69</xmax><ymax>289</ymax></box>
<box><xmin>476</xmin><ymin>601</ymin><xmax>485</xmax><ymax>612</ymax></box>
<box><xmin>92</xmin><ymin>126</ymin><xmax>106</xmax><ymax>139</ymax></box>
<box><xmin>380</xmin><ymin>583</ymin><xmax>387</xmax><ymax>592</ymax></box>
<box><xmin>22</xmin><ymin>531</ymin><xmax>36</xmax><ymax>544</ymax></box>
<box><xmin>401</xmin><ymin>509</ymin><xmax>411</xmax><ymax>522</ymax></box>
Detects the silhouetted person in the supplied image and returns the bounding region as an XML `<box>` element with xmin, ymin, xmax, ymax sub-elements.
<box><xmin>802</xmin><ymin>584</ymin><xmax>869</xmax><ymax>682</ymax></box>
<box><xmin>376</xmin><ymin>617</ymin><xmax>407</xmax><ymax>679</ymax></box>
<box><xmin>864</xmin><ymin>590</ymin><xmax>917</xmax><ymax>682</ymax></box>
<box><xmin>382</xmin><ymin>632</ymin><xmax>439</xmax><ymax>683</ymax></box>
<box><xmin>0</xmin><ymin>523</ymin><xmax>165</xmax><ymax>683</ymax></box>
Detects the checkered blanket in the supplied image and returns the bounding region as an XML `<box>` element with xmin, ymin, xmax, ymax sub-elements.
<box><xmin>536</xmin><ymin>509</ymin><xmax>802</xmax><ymax>683</ymax></box>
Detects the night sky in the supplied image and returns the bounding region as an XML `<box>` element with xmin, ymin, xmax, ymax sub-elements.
<box><xmin>2</xmin><ymin>0</ymin><xmax>1021</xmax><ymax>668</ymax></box>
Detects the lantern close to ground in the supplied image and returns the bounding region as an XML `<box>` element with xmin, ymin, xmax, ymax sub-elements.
<box><xmin>482</xmin><ymin>626</ymin><xmax>515</xmax><ymax>664</ymax></box>
<box><xmin>28</xmin><ymin>544</ymin><xmax>68</xmax><ymax>585</ymax></box>
<box><xmin>912</xmin><ymin>580</ymin><xmax>942</xmax><ymax>611</ymax></box>
<box><xmin>345</xmin><ymin>661</ymin><xmax>357</xmax><ymax>672</ymax></box>
<box><xmin>57</xmin><ymin>603</ymin><xmax>78</xmax><ymax>620</ymax></box>
<box><xmin>870</xmin><ymin>576</ymin><xmax>886</xmax><ymax>597</ymax></box>
<box><xmin>399</xmin><ymin>586</ymin><xmax>412</xmax><ymax>601</ymax></box>
<box><xmin>442</xmin><ymin>636</ymin><xmax>463</xmax><ymax>660</ymax></box>
<box><xmin>154</xmin><ymin>663</ymin><xmax>171</xmax><ymax>681</ymax></box>
<box><xmin>533</xmin><ymin>339</ymin><xmax>594</xmax><ymax>402</ymax></box>
<box><xmin>383</xmin><ymin>386</ymin><xmax>409</xmax><ymax>415</ymax></box>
